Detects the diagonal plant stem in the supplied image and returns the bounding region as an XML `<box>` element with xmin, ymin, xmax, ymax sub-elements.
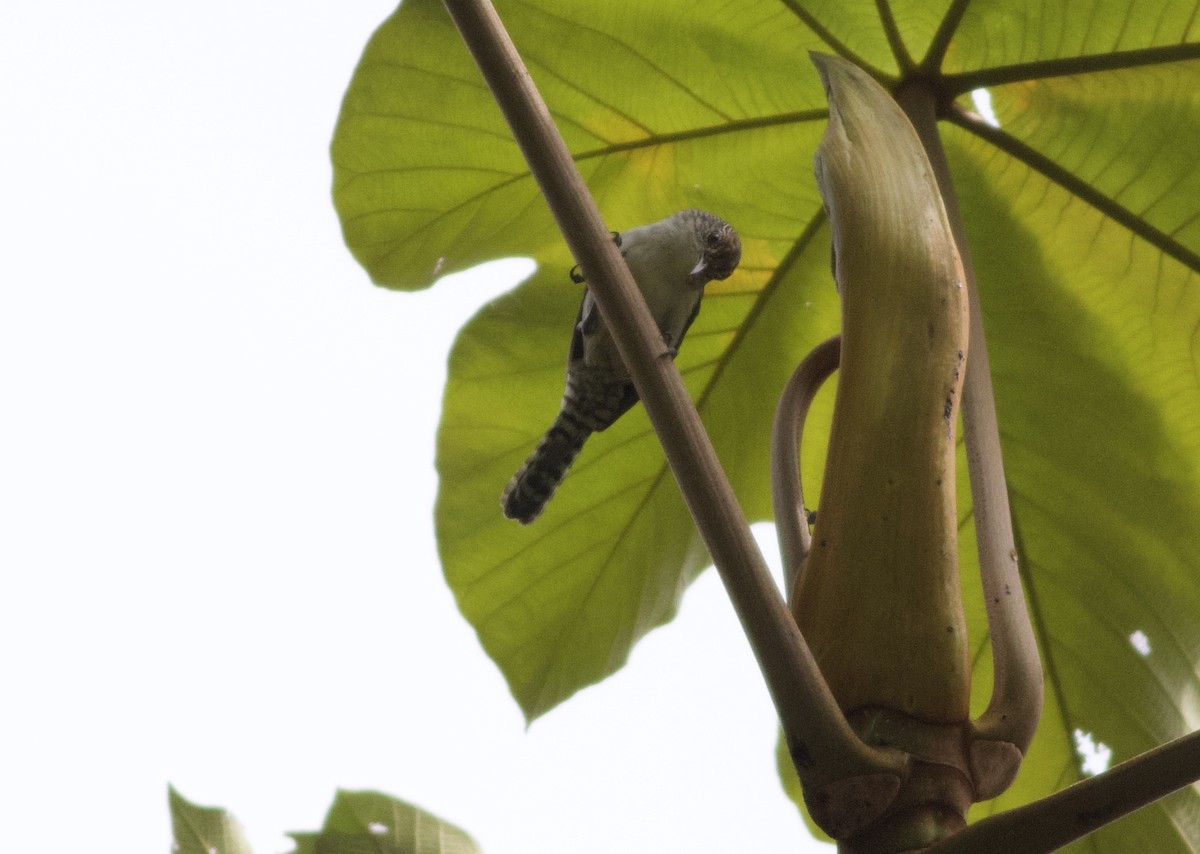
<box><xmin>925</xmin><ymin>729</ymin><xmax>1200</xmax><ymax>854</ymax></box>
<box><xmin>895</xmin><ymin>83</ymin><xmax>1043</xmax><ymax>755</ymax></box>
<box><xmin>439</xmin><ymin>0</ymin><xmax>902</xmax><ymax>789</ymax></box>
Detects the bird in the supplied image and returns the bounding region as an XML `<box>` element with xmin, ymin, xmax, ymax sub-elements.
<box><xmin>501</xmin><ymin>209</ymin><xmax>742</xmax><ymax>524</ymax></box>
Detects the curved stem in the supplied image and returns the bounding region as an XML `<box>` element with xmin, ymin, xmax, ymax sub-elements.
<box><xmin>771</xmin><ymin>335</ymin><xmax>841</xmax><ymax>596</ymax></box>
<box><xmin>894</xmin><ymin>83</ymin><xmax>1043</xmax><ymax>752</ymax></box>
<box><xmin>441</xmin><ymin>0</ymin><xmax>903</xmax><ymax>790</ymax></box>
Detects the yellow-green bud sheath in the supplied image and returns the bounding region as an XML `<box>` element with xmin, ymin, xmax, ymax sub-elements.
<box><xmin>794</xmin><ymin>55</ymin><xmax>971</xmax><ymax>725</ymax></box>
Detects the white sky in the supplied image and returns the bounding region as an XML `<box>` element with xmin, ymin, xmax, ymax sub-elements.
<box><xmin>1</xmin><ymin>2</ymin><xmax>831</xmax><ymax>852</ymax></box>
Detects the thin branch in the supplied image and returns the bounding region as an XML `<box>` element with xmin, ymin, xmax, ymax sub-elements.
<box><xmin>771</xmin><ymin>335</ymin><xmax>840</xmax><ymax>597</ymax></box>
<box><xmin>894</xmin><ymin>84</ymin><xmax>1043</xmax><ymax>753</ymax></box>
<box><xmin>1010</xmin><ymin>511</ymin><xmax>1084</xmax><ymax>792</ymax></box>
<box><xmin>927</xmin><ymin>729</ymin><xmax>1200</xmax><ymax>854</ymax></box>
<box><xmin>439</xmin><ymin>0</ymin><xmax>902</xmax><ymax>790</ymax></box>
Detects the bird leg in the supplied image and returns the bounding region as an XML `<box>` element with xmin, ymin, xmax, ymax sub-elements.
<box><xmin>569</xmin><ymin>231</ymin><xmax>623</xmax><ymax>284</ymax></box>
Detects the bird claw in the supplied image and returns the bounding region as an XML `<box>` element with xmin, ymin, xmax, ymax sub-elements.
<box><xmin>567</xmin><ymin>231</ymin><xmax>624</xmax><ymax>284</ymax></box>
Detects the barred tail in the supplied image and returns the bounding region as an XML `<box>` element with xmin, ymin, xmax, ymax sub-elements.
<box><xmin>501</xmin><ymin>412</ymin><xmax>592</xmax><ymax>524</ymax></box>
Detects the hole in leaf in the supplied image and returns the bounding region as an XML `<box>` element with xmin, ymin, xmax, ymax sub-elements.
<box><xmin>1129</xmin><ymin>629</ymin><xmax>1152</xmax><ymax>657</ymax></box>
<box><xmin>1073</xmin><ymin>728</ymin><xmax>1113</xmax><ymax>776</ymax></box>
<box><xmin>970</xmin><ymin>88</ymin><xmax>1001</xmax><ymax>128</ymax></box>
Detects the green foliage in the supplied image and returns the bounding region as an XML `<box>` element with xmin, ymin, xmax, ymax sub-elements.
<box><xmin>291</xmin><ymin>790</ymin><xmax>483</xmax><ymax>854</ymax></box>
<box><xmin>169</xmin><ymin>786</ymin><xmax>254</xmax><ymax>854</ymax></box>
<box><xmin>167</xmin><ymin>787</ymin><xmax>482</xmax><ymax>854</ymax></box>
<box><xmin>332</xmin><ymin>1</ymin><xmax>1200</xmax><ymax>849</ymax></box>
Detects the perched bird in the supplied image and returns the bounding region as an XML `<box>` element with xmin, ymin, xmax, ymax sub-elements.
<box><xmin>501</xmin><ymin>209</ymin><xmax>742</xmax><ymax>524</ymax></box>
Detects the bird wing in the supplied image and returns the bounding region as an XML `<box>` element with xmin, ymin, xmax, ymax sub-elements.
<box><xmin>569</xmin><ymin>288</ymin><xmax>598</xmax><ymax>364</ymax></box>
<box><xmin>568</xmin><ymin>286</ymin><xmax>639</xmax><ymax>429</ymax></box>
<box><xmin>674</xmin><ymin>295</ymin><xmax>702</xmax><ymax>354</ymax></box>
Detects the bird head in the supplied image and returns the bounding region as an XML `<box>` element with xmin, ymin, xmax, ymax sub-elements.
<box><xmin>689</xmin><ymin>217</ymin><xmax>742</xmax><ymax>284</ymax></box>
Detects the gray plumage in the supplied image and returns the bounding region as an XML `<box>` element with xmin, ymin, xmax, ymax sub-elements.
<box><xmin>502</xmin><ymin>209</ymin><xmax>741</xmax><ymax>524</ymax></box>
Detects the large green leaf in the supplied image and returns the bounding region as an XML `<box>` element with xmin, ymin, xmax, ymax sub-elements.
<box><xmin>332</xmin><ymin>0</ymin><xmax>1200</xmax><ymax>847</ymax></box>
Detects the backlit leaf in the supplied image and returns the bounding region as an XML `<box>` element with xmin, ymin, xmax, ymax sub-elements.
<box><xmin>333</xmin><ymin>2</ymin><xmax>1200</xmax><ymax>848</ymax></box>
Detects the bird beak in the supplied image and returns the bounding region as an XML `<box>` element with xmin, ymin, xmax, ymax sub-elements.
<box><xmin>690</xmin><ymin>257</ymin><xmax>707</xmax><ymax>277</ymax></box>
